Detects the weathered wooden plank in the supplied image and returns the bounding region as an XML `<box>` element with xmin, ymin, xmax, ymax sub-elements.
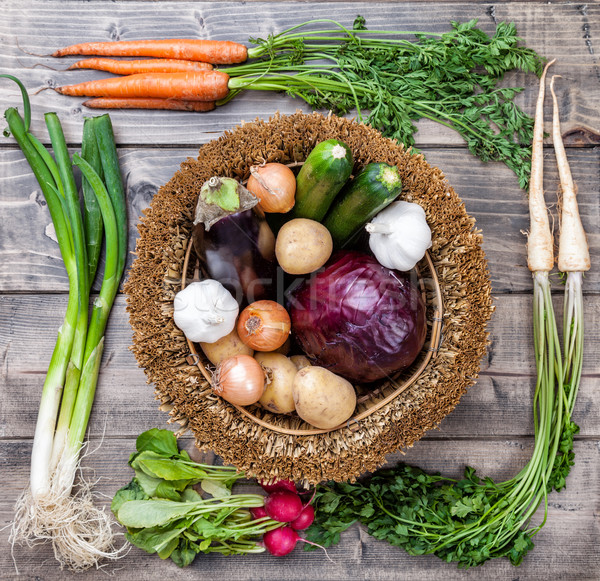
<box><xmin>1</xmin><ymin>3</ymin><xmax>598</xmax><ymax>581</ymax></box>
<box><xmin>2</xmin><ymin>294</ymin><xmax>599</xmax><ymax>439</ymax></box>
<box><xmin>0</xmin><ymin>2</ymin><xmax>599</xmax><ymax>146</ymax></box>
<box><xmin>2</xmin><ymin>437</ymin><xmax>598</xmax><ymax>580</ymax></box>
<box><xmin>0</xmin><ymin>147</ymin><xmax>188</xmax><ymax>292</ymax></box>
<box><xmin>1</xmin><ymin>147</ymin><xmax>598</xmax><ymax>293</ymax></box>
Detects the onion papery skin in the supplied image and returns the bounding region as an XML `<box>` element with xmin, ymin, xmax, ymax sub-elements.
<box><xmin>247</xmin><ymin>163</ymin><xmax>296</xmax><ymax>214</ymax></box>
<box><xmin>289</xmin><ymin>251</ymin><xmax>426</xmax><ymax>383</ymax></box>
<box><xmin>238</xmin><ymin>300</ymin><xmax>291</xmax><ymax>351</ymax></box>
<box><xmin>213</xmin><ymin>354</ymin><xmax>266</xmax><ymax>406</ymax></box>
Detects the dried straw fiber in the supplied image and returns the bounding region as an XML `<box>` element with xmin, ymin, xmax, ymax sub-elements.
<box><xmin>124</xmin><ymin>112</ymin><xmax>494</xmax><ymax>484</ymax></box>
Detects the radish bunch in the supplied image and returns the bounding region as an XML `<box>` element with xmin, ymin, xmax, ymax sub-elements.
<box><xmin>252</xmin><ymin>479</ymin><xmax>317</xmax><ymax>556</ymax></box>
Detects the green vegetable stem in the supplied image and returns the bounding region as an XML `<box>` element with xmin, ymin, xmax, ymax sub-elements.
<box><xmin>4</xmin><ymin>74</ymin><xmax>128</xmax><ymax>570</ymax></box>
<box><xmin>111</xmin><ymin>429</ymin><xmax>283</xmax><ymax>567</ymax></box>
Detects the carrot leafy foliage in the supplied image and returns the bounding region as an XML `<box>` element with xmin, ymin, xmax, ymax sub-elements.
<box><xmin>230</xmin><ymin>17</ymin><xmax>544</xmax><ymax>189</ymax></box>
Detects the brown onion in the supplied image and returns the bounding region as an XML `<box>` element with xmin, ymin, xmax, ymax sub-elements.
<box><xmin>237</xmin><ymin>300</ymin><xmax>291</xmax><ymax>351</ymax></box>
<box><xmin>247</xmin><ymin>163</ymin><xmax>296</xmax><ymax>214</ymax></box>
<box><xmin>213</xmin><ymin>354</ymin><xmax>266</xmax><ymax>406</ymax></box>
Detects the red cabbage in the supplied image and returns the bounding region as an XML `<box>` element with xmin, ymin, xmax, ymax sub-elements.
<box><xmin>289</xmin><ymin>251</ymin><xmax>426</xmax><ymax>383</ymax></box>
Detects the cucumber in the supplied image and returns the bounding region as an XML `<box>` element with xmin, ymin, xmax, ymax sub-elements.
<box><xmin>323</xmin><ymin>162</ymin><xmax>402</xmax><ymax>247</ymax></box>
<box><xmin>293</xmin><ymin>139</ymin><xmax>353</xmax><ymax>221</ymax></box>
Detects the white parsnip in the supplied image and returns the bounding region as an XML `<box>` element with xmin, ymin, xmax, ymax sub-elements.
<box><xmin>527</xmin><ymin>59</ymin><xmax>555</xmax><ymax>272</ymax></box>
<box><xmin>550</xmin><ymin>75</ymin><xmax>591</xmax><ymax>273</ymax></box>
<box><xmin>550</xmin><ymin>73</ymin><xmax>590</xmax><ymax>425</ymax></box>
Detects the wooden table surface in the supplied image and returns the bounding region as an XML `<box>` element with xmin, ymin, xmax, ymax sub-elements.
<box><xmin>1</xmin><ymin>1</ymin><xmax>598</xmax><ymax>579</ymax></box>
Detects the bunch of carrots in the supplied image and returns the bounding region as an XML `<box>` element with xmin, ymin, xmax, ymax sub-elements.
<box><xmin>48</xmin><ymin>18</ymin><xmax>550</xmax><ymax>187</ymax></box>
<box><xmin>52</xmin><ymin>38</ymin><xmax>250</xmax><ymax>111</ymax></box>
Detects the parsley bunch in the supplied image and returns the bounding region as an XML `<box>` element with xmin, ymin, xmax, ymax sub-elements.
<box><xmin>306</xmin><ymin>437</ymin><xmax>577</xmax><ymax>569</ymax></box>
<box><xmin>227</xmin><ymin>18</ymin><xmax>545</xmax><ymax>189</ymax></box>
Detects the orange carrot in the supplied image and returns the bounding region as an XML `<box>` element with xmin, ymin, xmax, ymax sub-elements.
<box><xmin>82</xmin><ymin>97</ymin><xmax>216</xmax><ymax>111</ymax></box>
<box><xmin>55</xmin><ymin>71</ymin><xmax>230</xmax><ymax>101</ymax></box>
<box><xmin>68</xmin><ymin>58</ymin><xmax>213</xmax><ymax>74</ymax></box>
<box><xmin>53</xmin><ymin>39</ymin><xmax>247</xmax><ymax>64</ymax></box>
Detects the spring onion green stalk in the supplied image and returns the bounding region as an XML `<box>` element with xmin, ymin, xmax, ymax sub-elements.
<box><xmin>92</xmin><ymin>115</ymin><xmax>128</xmax><ymax>279</ymax></box>
<box><xmin>80</xmin><ymin>117</ymin><xmax>104</xmax><ymax>285</ymax></box>
<box><xmin>64</xmin><ymin>151</ymin><xmax>125</xmax><ymax>491</ymax></box>
<box><xmin>5</xmin><ymin>76</ymin><xmax>127</xmax><ymax>570</ymax></box>
<box><xmin>43</xmin><ymin>113</ymin><xmax>91</xmax><ymax>478</ymax></box>
<box><xmin>49</xmin><ymin>118</ymin><xmax>104</xmax><ymax>471</ymax></box>
<box><xmin>4</xmin><ymin>104</ymin><xmax>80</xmax><ymax>500</ymax></box>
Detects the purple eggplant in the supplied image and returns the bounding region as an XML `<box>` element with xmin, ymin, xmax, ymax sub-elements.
<box><xmin>288</xmin><ymin>251</ymin><xmax>426</xmax><ymax>383</ymax></box>
<box><xmin>192</xmin><ymin>176</ymin><xmax>277</xmax><ymax>305</ymax></box>
<box><xmin>193</xmin><ymin>210</ymin><xmax>276</xmax><ymax>305</ymax></box>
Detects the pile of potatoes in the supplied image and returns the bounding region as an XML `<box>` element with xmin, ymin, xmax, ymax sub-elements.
<box><xmin>201</xmin><ymin>332</ymin><xmax>356</xmax><ymax>430</ymax></box>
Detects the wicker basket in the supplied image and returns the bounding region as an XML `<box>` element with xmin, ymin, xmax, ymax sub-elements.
<box><xmin>125</xmin><ymin>111</ymin><xmax>494</xmax><ymax>484</ymax></box>
<box><xmin>181</xmin><ymin>235</ymin><xmax>444</xmax><ymax>435</ymax></box>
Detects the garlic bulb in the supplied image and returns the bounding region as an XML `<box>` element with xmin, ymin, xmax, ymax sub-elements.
<box><xmin>173</xmin><ymin>280</ymin><xmax>239</xmax><ymax>343</ymax></box>
<box><xmin>366</xmin><ymin>201</ymin><xmax>432</xmax><ymax>271</ymax></box>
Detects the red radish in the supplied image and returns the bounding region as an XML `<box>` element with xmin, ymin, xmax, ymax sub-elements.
<box><xmin>291</xmin><ymin>504</ymin><xmax>315</xmax><ymax>531</ymax></box>
<box><xmin>260</xmin><ymin>479</ymin><xmax>297</xmax><ymax>494</ymax></box>
<box><xmin>250</xmin><ymin>506</ymin><xmax>268</xmax><ymax>520</ymax></box>
<box><xmin>262</xmin><ymin>525</ymin><xmax>332</xmax><ymax>559</ymax></box>
<box><xmin>264</xmin><ymin>490</ymin><xmax>303</xmax><ymax>523</ymax></box>
<box><xmin>263</xmin><ymin>526</ymin><xmax>299</xmax><ymax>556</ymax></box>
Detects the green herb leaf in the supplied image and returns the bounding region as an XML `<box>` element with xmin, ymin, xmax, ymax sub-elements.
<box><xmin>181</xmin><ymin>487</ymin><xmax>203</xmax><ymax>503</ymax></box>
<box><xmin>156</xmin><ymin>480</ymin><xmax>189</xmax><ymax>501</ymax></box>
<box><xmin>134</xmin><ymin>470</ymin><xmax>165</xmax><ymax>497</ymax></box>
<box><xmin>135</xmin><ymin>428</ymin><xmax>180</xmax><ymax>457</ymax></box>
<box><xmin>235</xmin><ymin>17</ymin><xmax>545</xmax><ymax>188</ymax></box>
<box><xmin>157</xmin><ymin>536</ymin><xmax>180</xmax><ymax>560</ymax></box>
<box><xmin>171</xmin><ymin>540</ymin><xmax>198</xmax><ymax>568</ymax></box>
<box><xmin>111</xmin><ymin>478</ymin><xmax>148</xmax><ymax>515</ymax></box>
<box><xmin>126</xmin><ymin>525</ymin><xmax>187</xmax><ymax>555</ymax></box>
<box><xmin>117</xmin><ymin>500</ymin><xmax>199</xmax><ymax>528</ymax></box>
<box><xmin>201</xmin><ymin>479</ymin><xmax>232</xmax><ymax>499</ymax></box>
<box><xmin>131</xmin><ymin>451</ymin><xmax>207</xmax><ymax>481</ymax></box>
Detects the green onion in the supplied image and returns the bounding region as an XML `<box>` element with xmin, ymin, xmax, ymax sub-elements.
<box><xmin>80</xmin><ymin>117</ymin><xmax>104</xmax><ymax>286</ymax></box>
<box><xmin>44</xmin><ymin>113</ymin><xmax>91</xmax><ymax>477</ymax></box>
<box><xmin>68</xmin><ymin>152</ymin><xmax>125</xmax><ymax>466</ymax></box>
<box><xmin>4</xmin><ymin>76</ymin><xmax>127</xmax><ymax>570</ymax></box>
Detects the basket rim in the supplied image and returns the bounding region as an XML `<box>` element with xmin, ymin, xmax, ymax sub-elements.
<box><xmin>180</xmin><ymin>233</ymin><xmax>444</xmax><ymax>436</ymax></box>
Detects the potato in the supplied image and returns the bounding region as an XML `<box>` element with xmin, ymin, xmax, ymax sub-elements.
<box><xmin>255</xmin><ymin>352</ymin><xmax>298</xmax><ymax>414</ymax></box>
<box><xmin>292</xmin><ymin>366</ymin><xmax>356</xmax><ymax>429</ymax></box>
<box><xmin>200</xmin><ymin>328</ymin><xmax>253</xmax><ymax>366</ymax></box>
<box><xmin>290</xmin><ymin>354</ymin><xmax>312</xmax><ymax>370</ymax></box>
<box><xmin>275</xmin><ymin>218</ymin><xmax>333</xmax><ymax>275</ymax></box>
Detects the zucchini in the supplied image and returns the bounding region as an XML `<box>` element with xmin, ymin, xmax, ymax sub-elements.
<box><xmin>293</xmin><ymin>139</ymin><xmax>353</xmax><ymax>221</ymax></box>
<box><xmin>323</xmin><ymin>162</ymin><xmax>402</xmax><ymax>247</ymax></box>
